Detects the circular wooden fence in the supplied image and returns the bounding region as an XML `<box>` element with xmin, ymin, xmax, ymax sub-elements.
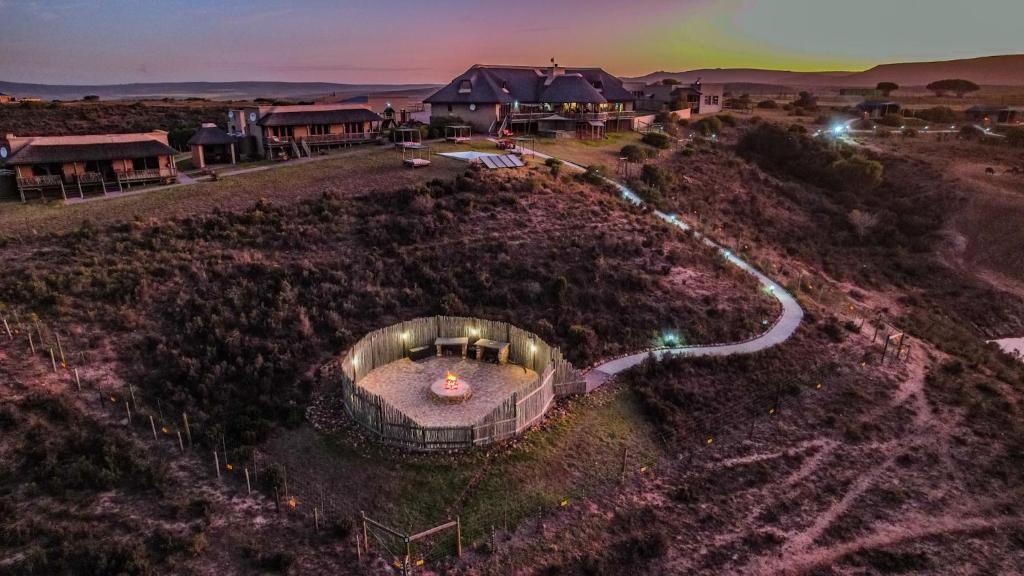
<box><xmin>333</xmin><ymin>316</ymin><xmax>585</xmax><ymax>451</ymax></box>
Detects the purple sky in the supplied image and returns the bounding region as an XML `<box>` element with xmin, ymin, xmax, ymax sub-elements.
<box><xmin>0</xmin><ymin>0</ymin><xmax>1021</xmax><ymax>85</ymax></box>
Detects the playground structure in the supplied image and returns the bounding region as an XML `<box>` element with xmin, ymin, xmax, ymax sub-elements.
<box><xmin>444</xmin><ymin>125</ymin><xmax>472</xmax><ymax>143</ymax></box>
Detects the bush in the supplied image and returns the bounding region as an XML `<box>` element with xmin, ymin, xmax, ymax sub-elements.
<box><xmin>716</xmin><ymin>114</ymin><xmax>737</xmax><ymax>127</ymax></box>
<box><xmin>641</xmin><ymin>131</ymin><xmax>671</xmax><ymax>149</ymax></box>
<box><xmin>901</xmin><ymin>127</ymin><xmax>919</xmax><ymax>138</ymax></box>
<box><xmin>82</xmin><ymin>94</ymin><xmax>100</xmax><ymax>101</ymax></box>
<box><xmin>692</xmin><ymin>116</ymin><xmax>723</xmax><ymax>136</ymax></box>
<box><xmin>641</xmin><ymin>164</ymin><xmax>671</xmax><ymax>190</ymax></box>
<box><xmin>1006</xmin><ymin>127</ymin><xmax>1024</xmax><ymax>148</ymax></box>
<box><xmin>876</xmin><ymin>114</ymin><xmax>904</xmax><ymax>127</ymax></box>
<box><xmin>831</xmin><ymin>156</ymin><xmax>884</xmax><ymax>191</ymax></box>
<box><xmin>757</xmin><ymin>99</ymin><xmax>779</xmax><ymax>109</ymax></box>
<box><xmin>544</xmin><ymin>157</ymin><xmax>562</xmax><ymax>178</ymax></box>
<box><xmin>915</xmin><ymin>106</ymin><xmax>958</xmax><ymax>124</ymax></box>
<box><xmin>620</xmin><ymin>144</ymin><xmax>645</xmax><ymax>163</ymax></box>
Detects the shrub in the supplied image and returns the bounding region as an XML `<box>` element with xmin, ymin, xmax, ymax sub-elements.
<box><xmin>915</xmin><ymin>106</ymin><xmax>958</xmax><ymax>123</ymax></box>
<box><xmin>876</xmin><ymin>114</ymin><xmax>904</xmax><ymax>127</ymax></box>
<box><xmin>692</xmin><ymin>116</ymin><xmax>723</xmax><ymax>136</ymax></box>
<box><xmin>620</xmin><ymin>144</ymin><xmax>645</xmax><ymax>163</ymax></box>
<box><xmin>82</xmin><ymin>94</ymin><xmax>100</xmax><ymax>101</ymax></box>
<box><xmin>716</xmin><ymin>113</ymin><xmax>737</xmax><ymax>127</ymax></box>
<box><xmin>568</xmin><ymin>324</ymin><xmax>599</xmax><ymax>363</ymax></box>
<box><xmin>641</xmin><ymin>131</ymin><xmax>671</xmax><ymax>149</ymax></box>
<box><xmin>1006</xmin><ymin>127</ymin><xmax>1024</xmax><ymax>148</ymax></box>
<box><xmin>852</xmin><ymin>118</ymin><xmax>874</xmax><ymax>130</ymax></box>
<box><xmin>544</xmin><ymin>157</ymin><xmax>562</xmax><ymax>178</ymax></box>
<box><xmin>641</xmin><ymin>164</ymin><xmax>671</xmax><ymax>190</ymax></box>
<box><xmin>831</xmin><ymin>156</ymin><xmax>884</xmax><ymax>192</ymax></box>
<box><xmin>901</xmin><ymin>127</ymin><xmax>919</xmax><ymax>137</ymax></box>
<box><xmin>757</xmin><ymin>99</ymin><xmax>779</xmax><ymax>109</ymax></box>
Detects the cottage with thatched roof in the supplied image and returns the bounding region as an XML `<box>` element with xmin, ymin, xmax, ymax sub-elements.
<box><xmin>1</xmin><ymin>131</ymin><xmax>178</xmax><ymax>202</ymax></box>
<box><xmin>188</xmin><ymin>123</ymin><xmax>240</xmax><ymax>169</ymax></box>
<box><xmin>424</xmin><ymin>63</ymin><xmax>636</xmax><ymax>138</ymax></box>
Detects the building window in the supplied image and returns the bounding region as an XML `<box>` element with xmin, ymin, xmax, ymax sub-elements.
<box><xmin>132</xmin><ymin>157</ymin><xmax>158</xmax><ymax>171</ymax></box>
<box><xmin>310</xmin><ymin>124</ymin><xmax>330</xmax><ymax>136</ymax></box>
<box><xmin>447</xmin><ymin>104</ymin><xmax>453</xmax><ymax>113</ymax></box>
<box><xmin>271</xmin><ymin>126</ymin><xmax>294</xmax><ymax>138</ymax></box>
<box><xmin>712</xmin><ymin>96</ymin><xmax>719</xmax><ymax>105</ymax></box>
<box><xmin>704</xmin><ymin>96</ymin><xmax>712</xmax><ymax>105</ymax></box>
<box><xmin>458</xmin><ymin>79</ymin><xmax>472</xmax><ymax>93</ymax></box>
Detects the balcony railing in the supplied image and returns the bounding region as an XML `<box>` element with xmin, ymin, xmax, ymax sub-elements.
<box><xmin>117</xmin><ymin>168</ymin><xmax>170</xmax><ymax>182</ymax></box>
<box><xmin>77</xmin><ymin>172</ymin><xmax>104</xmax><ymax>184</ymax></box>
<box><xmin>303</xmin><ymin>131</ymin><xmax>382</xmax><ymax>144</ymax></box>
<box><xmin>508</xmin><ymin>110</ymin><xmax>637</xmax><ymax>122</ymax></box>
<box><xmin>16</xmin><ymin>175</ymin><xmax>63</xmax><ymax>188</ymax></box>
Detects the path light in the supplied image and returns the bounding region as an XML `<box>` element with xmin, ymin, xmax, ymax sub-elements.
<box><xmin>530</xmin><ymin>343</ymin><xmax>537</xmax><ymax>353</ymax></box>
<box><xmin>832</xmin><ymin>125</ymin><xmax>844</xmax><ymax>136</ymax></box>
<box><xmin>401</xmin><ymin>332</ymin><xmax>409</xmax><ymax>340</ymax></box>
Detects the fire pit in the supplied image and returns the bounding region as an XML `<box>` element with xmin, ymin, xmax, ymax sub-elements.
<box><xmin>429</xmin><ymin>371</ymin><xmax>473</xmax><ymax>403</ymax></box>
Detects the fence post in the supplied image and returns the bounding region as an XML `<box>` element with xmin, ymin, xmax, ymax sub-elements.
<box><xmin>177</xmin><ymin>430</ymin><xmax>185</xmax><ymax>453</ymax></box>
<box><xmin>55</xmin><ymin>333</ymin><xmax>65</xmax><ymax>365</ymax></box>
<box><xmin>149</xmin><ymin>415</ymin><xmax>158</xmax><ymax>441</ymax></box>
<box><xmin>28</xmin><ymin>332</ymin><xmax>35</xmax><ymax>355</ymax></box>
<box><xmin>362</xmin><ymin>511</ymin><xmax>370</xmax><ymax>554</ymax></box>
<box><xmin>214</xmin><ymin>451</ymin><xmax>221</xmax><ymax>480</ymax></box>
<box><xmin>74</xmin><ymin>368</ymin><xmax>81</xmax><ymax>392</ymax></box>
<box><xmin>245</xmin><ymin>467</ymin><xmax>251</xmax><ymax>494</ymax></box>
<box><xmin>125</xmin><ymin>400</ymin><xmax>132</xmax><ymax>425</ymax></box>
<box><xmin>182</xmin><ymin>412</ymin><xmax>192</xmax><ymax>447</ymax></box>
<box><xmin>456</xmin><ymin>516</ymin><xmax>463</xmax><ymax>558</ymax></box>
<box><xmin>2</xmin><ymin>315</ymin><xmax>11</xmax><ymax>340</ymax></box>
<box><xmin>49</xmin><ymin>348</ymin><xmax>57</xmax><ymax>372</ymax></box>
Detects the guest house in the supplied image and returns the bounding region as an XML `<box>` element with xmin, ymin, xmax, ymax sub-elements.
<box><xmin>226</xmin><ymin>104</ymin><xmax>383</xmax><ymax>159</ymax></box>
<box><xmin>1</xmin><ymin>131</ymin><xmax>178</xmax><ymax>201</ymax></box>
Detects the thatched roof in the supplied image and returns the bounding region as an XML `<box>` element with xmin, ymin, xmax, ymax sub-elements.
<box><xmin>424</xmin><ymin>65</ymin><xmax>634</xmax><ymax>105</ymax></box>
<box><xmin>539</xmin><ymin>75</ymin><xmax>607</xmax><ymax>104</ymax></box>
<box><xmin>5</xmin><ymin>133</ymin><xmax>177</xmax><ymax>165</ymax></box>
<box><xmin>188</xmin><ymin>124</ymin><xmax>238</xmax><ymax>146</ymax></box>
<box><xmin>258</xmin><ymin>105</ymin><xmax>381</xmax><ymax>127</ymax></box>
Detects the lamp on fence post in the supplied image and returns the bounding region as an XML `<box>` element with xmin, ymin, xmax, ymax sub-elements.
<box><xmin>401</xmin><ymin>331</ymin><xmax>408</xmax><ymax>358</ymax></box>
<box><xmin>530</xmin><ymin>339</ymin><xmax>537</xmax><ymax>372</ymax></box>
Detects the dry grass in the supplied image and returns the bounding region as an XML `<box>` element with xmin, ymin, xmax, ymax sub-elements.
<box><xmin>0</xmin><ymin>145</ymin><xmax>465</xmax><ymax>237</ymax></box>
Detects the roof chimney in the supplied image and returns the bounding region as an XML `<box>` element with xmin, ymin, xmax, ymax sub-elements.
<box><xmin>546</xmin><ymin>58</ymin><xmax>564</xmax><ymax>85</ymax></box>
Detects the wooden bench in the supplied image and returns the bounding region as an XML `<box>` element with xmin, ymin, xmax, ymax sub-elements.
<box><xmin>435</xmin><ymin>336</ymin><xmax>469</xmax><ymax>358</ymax></box>
<box><xmin>474</xmin><ymin>339</ymin><xmax>510</xmax><ymax>364</ymax></box>
<box><xmin>408</xmin><ymin>345</ymin><xmax>432</xmax><ymax>361</ymax></box>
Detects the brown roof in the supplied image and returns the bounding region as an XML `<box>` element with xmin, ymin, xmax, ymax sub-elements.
<box><xmin>5</xmin><ymin>133</ymin><xmax>177</xmax><ymax>165</ymax></box>
<box><xmin>257</xmin><ymin>105</ymin><xmax>382</xmax><ymax>127</ymax></box>
<box><xmin>188</xmin><ymin>124</ymin><xmax>238</xmax><ymax>146</ymax></box>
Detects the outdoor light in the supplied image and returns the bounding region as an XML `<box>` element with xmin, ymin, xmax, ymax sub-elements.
<box><xmin>832</xmin><ymin>125</ymin><xmax>844</xmax><ymax>135</ymax></box>
<box><xmin>401</xmin><ymin>332</ymin><xmax>408</xmax><ymax>340</ymax></box>
<box><xmin>530</xmin><ymin>343</ymin><xmax>537</xmax><ymax>353</ymax></box>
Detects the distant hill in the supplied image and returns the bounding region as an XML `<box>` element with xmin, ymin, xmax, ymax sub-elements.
<box><xmin>627</xmin><ymin>54</ymin><xmax>1024</xmax><ymax>87</ymax></box>
<box><xmin>0</xmin><ymin>81</ymin><xmax>440</xmax><ymax>102</ymax></box>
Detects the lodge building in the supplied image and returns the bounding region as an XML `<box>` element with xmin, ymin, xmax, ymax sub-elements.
<box><xmin>424</xmin><ymin>63</ymin><xmax>637</xmax><ymax>138</ymax></box>
<box><xmin>1</xmin><ymin>131</ymin><xmax>178</xmax><ymax>201</ymax></box>
<box><xmin>226</xmin><ymin>104</ymin><xmax>383</xmax><ymax>159</ymax></box>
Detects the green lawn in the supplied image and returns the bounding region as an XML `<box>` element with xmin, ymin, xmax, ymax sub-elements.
<box><xmin>526</xmin><ymin>132</ymin><xmax>645</xmax><ymax>171</ymax></box>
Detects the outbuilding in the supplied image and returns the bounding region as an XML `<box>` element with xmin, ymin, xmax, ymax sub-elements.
<box><xmin>187</xmin><ymin>123</ymin><xmax>238</xmax><ymax>169</ymax></box>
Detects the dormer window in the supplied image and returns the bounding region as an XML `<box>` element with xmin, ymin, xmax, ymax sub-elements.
<box><xmin>501</xmin><ymin>81</ymin><xmax>509</xmax><ymax>93</ymax></box>
<box><xmin>592</xmin><ymin>80</ymin><xmax>604</xmax><ymax>93</ymax></box>
<box><xmin>458</xmin><ymin>79</ymin><xmax>472</xmax><ymax>93</ymax></box>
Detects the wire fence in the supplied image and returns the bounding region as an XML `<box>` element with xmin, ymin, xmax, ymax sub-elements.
<box><xmin>0</xmin><ymin>299</ymin><xmax>914</xmax><ymax>572</ymax></box>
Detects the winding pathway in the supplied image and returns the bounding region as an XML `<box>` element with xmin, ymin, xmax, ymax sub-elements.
<box><xmin>502</xmin><ymin>143</ymin><xmax>804</xmax><ymax>390</ymax></box>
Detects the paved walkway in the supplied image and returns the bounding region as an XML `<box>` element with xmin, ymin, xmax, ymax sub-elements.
<box><xmin>499</xmin><ymin>141</ymin><xmax>805</xmax><ymax>390</ymax></box>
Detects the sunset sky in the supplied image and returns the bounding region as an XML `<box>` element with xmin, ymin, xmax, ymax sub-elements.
<box><xmin>1</xmin><ymin>0</ymin><xmax>1021</xmax><ymax>85</ymax></box>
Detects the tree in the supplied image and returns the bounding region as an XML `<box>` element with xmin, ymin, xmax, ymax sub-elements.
<box><xmin>82</xmin><ymin>94</ymin><xmax>100</xmax><ymax>101</ymax></box>
<box><xmin>848</xmin><ymin>209</ymin><xmax>879</xmax><ymax>240</ymax></box>
<box><xmin>661</xmin><ymin>78</ymin><xmax>680</xmax><ymax>86</ymax></box>
<box><xmin>793</xmin><ymin>91</ymin><xmax>818</xmax><ymax>110</ymax></box>
<box><xmin>926</xmin><ymin>79</ymin><xmax>980</xmax><ymax>98</ymax></box>
<box><xmin>1007</xmin><ymin>127</ymin><xmax>1024</xmax><ymax>148</ymax></box>
<box><xmin>876</xmin><ymin>82</ymin><xmax>899</xmax><ymax>96</ymax></box>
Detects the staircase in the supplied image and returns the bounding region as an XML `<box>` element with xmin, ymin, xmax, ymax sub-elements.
<box><xmin>291</xmin><ymin>140</ymin><xmax>302</xmax><ymax>158</ymax></box>
<box><xmin>494</xmin><ymin>115</ymin><xmax>510</xmax><ymax>136</ymax></box>
<box><xmin>300</xmin><ymin>139</ymin><xmax>312</xmax><ymax>157</ymax></box>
